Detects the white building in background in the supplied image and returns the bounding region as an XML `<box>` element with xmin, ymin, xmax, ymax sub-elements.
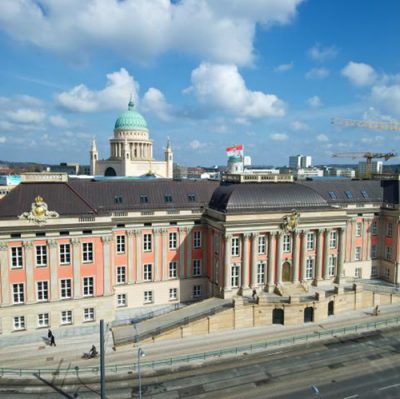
<box><xmin>332</xmin><ymin>168</ymin><xmax>356</xmax><ymax>179</ymax></box>
<box><xmin>243</xmin><ymin>156</ymin><xmax>252</xmax><ymax>166</ymax></box>
<box><xmin>358</xmin><ymin>161</ymin><xmax>383</xmax><ymax>176</ymax></box>
<box><xmin>294</xmin><ymin>167</ymin><xmax>324</xmax><ymax>180</ymax></box>
<box><xmin>289</xmin><ymin>154</ymin><xmax>312</xmax><ymax>169</ymax></box>
<box><xmin>90</xmin><ymin>100</ymin><xmax>173</xmax><ymax>178</ymax></box>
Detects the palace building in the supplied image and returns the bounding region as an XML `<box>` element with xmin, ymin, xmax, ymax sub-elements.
<box><xmin>0</xmin><ymin>174</ymin><xmax>399</xmax><ymax>335</ymax></box>
<box><xmin>90</xmin><ymin>100</ymin><xmax>173</xmax><ymax>178</ymax></box>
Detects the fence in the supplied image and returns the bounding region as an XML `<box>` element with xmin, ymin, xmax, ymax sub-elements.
<box><xmin>2</xmin><ymin>315</ymin><xmax>400</xmax><ymax>378</ymax></box>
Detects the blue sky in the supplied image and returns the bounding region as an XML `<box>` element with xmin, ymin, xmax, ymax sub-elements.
<box><xmin>0</xmin><ymin>0</ymin><xmax>399</xmax><ymax>167</ymax></box>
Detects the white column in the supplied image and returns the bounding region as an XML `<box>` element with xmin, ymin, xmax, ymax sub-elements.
<box><xmin>71</xmin><ymin>238</ymin><xmax>81</xmax><ymax>298</ymax></box>
<box><xmin>48</xmin><ymin>240</ymin><xmax>58</xmax><ymax>301</ymax></box>
<box><xmin>136</xmin><ymin>231</ymin><xmax>142</xmax><ymax>283</ymax></box>
<box><xmin>314</xmin><ymin>229</ymin><xmax>324</xmax><ymax>284</ymax></box>
<box><xmin>186</xmin><ymin>228</ymin><xmax>192</xmax><ymax>279</ymax></box>
<box><xmin>267</xmin><ymin>233</ymin><xmax>276</xmax><ymax>290</ymax></box>
<box><xmin>102</xmin><ymin>236</ymin><xmax>112</xmax><ymax>296</ymax></box>
<box><xmin>154</xmin><ymin>229</ymin><xmax>161</xmax><ymax>281</ymax></box>
<box><xmin>242</xmin><ymin>233</ymin><xmax>250</xmax><ymax>292</ymax></box>
<box><xmin>127</xmin><ymin>230</ymin><xmax>135</xmax><ymax>284</ymax></box>
<box><xmin>323</xmin><ymin>229</ymin><xmax>330</xmax><ymax>280</ymax></box>
<box><xmin>23</xmin><ymin>242</ymin><xmax>34</xmax><ymax>303</ymax></box>
<box><xmin>292</xmin><ymin>231</ymin><xmax>299</xmax><ymax>283</ymax></box>
<box><xmin>251</xmin><ymin>233</ymin><xmax>259</xmax><ymax>288</ymax></box>
<box><xmin>179</xmin><ymin>227</ymin><xmax>188</xmax><ymax>279</ymax></box>
<box><xmin>336</xmin><ymin>228</ymin><xmax>346</xmax><ymax>284</ymax></box>
<box><xmin>300</xmin><ymin>230</ymin><xmax>308</xmax><ymax>281</ymax></box>
<box><xmin>276</xmin><ymin>232</ymin><xmax>282</xmax><ymax>284</ymax></box>
<box><xmin>224</xmin><ymin>234</ymin><xmax>232</xmax><ymax>292</ymax></box>
<box><xmin>162</xmin><ymin>229</ymin><xmax>168</xmax><ymax>281</ymax></box>
<box><xmin>0</xmin><ymin>242</ymin><xmax>9</xmax><ymax>305</ymax></box>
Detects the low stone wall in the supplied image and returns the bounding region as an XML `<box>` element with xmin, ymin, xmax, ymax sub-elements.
<box><xmin>143</xmin><ymin>286</ymin><xmax>400</xmax><ymax>343</ymax></box>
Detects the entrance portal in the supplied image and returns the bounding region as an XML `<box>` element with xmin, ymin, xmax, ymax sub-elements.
<box><xmin>328</xmin><ymin>300</ymin><xmax>334</xmax><ymax>316</ymax></box>
<box><xmin>272</xmin><ymin>308</ymin><xmax>284</xmax><ymax>325</ymax></box>
<box><xmin>282</xmin><ymin>262</ymin><xmax>291</xmax><ymax>282</ymax></box>
<box><xmin>304</xmin><ymin>306</ymin><xmax>314</xmax><ymax>323</ymax></box>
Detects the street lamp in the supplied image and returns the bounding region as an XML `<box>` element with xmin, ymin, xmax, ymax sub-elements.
<box><xmin>137</xmin><ymin>348</ymin><xmax>146</xmax><ymax>399</ymax></box>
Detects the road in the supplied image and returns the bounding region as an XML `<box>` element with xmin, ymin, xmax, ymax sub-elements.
<box><xmin>2</xmin><ymin>326</ymin><xmax>400</xmax><ymax>398</ymax></box>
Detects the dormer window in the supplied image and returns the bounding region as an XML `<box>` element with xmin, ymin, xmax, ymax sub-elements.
<box><xmin>164</xmin><ymin>195</ymin><xmax>173</xmax><ymax>203</ymax></box>
<box><xmin>140</xmin><ymin>195</ymin><xmax>149</xmax><ymax>204</ymax></box>
<box><xmin>188</xmin><ymin>194</ymin><xmax>196</xmax><ymax>202</ymax></box>
<box><xmin>328</xmin><ymin>191</ymin><xmax>337</xmax><ymax>200</ymax></box>
<box><xmin>345</xmin><ymin>191</ymin><xmax>353</xmax><ymax>199</ymax></box>
<box><xmin>114</xmin><ymin>195</ymin><xmax>123</xmax><ymax>204</ymax></box>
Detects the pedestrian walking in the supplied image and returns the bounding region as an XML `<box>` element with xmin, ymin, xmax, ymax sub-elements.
<box><xmin>50</xmin><ymin>334</ymin><xmax>56</xmax><ymax>347</ymax></box>
<box><xmin>47</xmin><ymin>329</ymin><xmax>52</xmax><ymax>339</ymax></box>
<box><xmin>374</xmin><ymin>305</ymin><xmax>379</xmax><ymax>316</ymax></box>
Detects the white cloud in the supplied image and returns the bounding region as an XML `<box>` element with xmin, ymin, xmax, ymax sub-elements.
<box><xmin>189</xmin><ymin>139</ymin><xmax>207</xmax><ymax>150</ymax></box>
<box><xmin>316</xmin><ymin>134</ymin><xmax>329</xmax><ymax>142</ymax></box>
<box><xmin>56</xmin><ymin>68</ymin><xmax>139</xmax><ymax>112</ymax></box>
<box><xmin>49</xmin><ymin>115</ymin><xmax>69</xmax><ymax>128</ymax></box>
<box><xmin>6</xmin><ymin>108</ymin><xmax>45</xmax><ymax>124</ymax></box>
<box><xmin>371</xmin><ymin>83</ymin><xmax>400</xmax><ymax>116</ymax></box>
<box><xmin>341</xmin><ymin>62</ymin><xmax>376</xmax><ymax>87</ymax></box>
<box><xmin>307</xmin><ymin>96</ymin><xmax>322</xmax><ymax>107</ymax></box>
<box><xmin>188</xmin><ymin>63</ymin><xmax>285</xmax><ymax>118</ymax></box>
<box><xmin>305</xmin><ymin>67</ymin><xmax>329</xmax><ymax>80</ymax></box>
<box><xmin>0</xmin><ymin>136</ymin><xmax>6</xmax><ymax>143</ymax></box>
<box><xmin>274</xmin><ymin>62</ymin><xmax>293</xmax><ymax>72</ymax></box>
<box><xmin>291</xmin><ymin>121</ymin><xmax>308</xmax><ymax>131</ymax></box>
<box><xmin>308</xmin><ymin>44</ymin><xmax>337</xmax><ymax>62</ymax></box>
<box><xmin>142</xmin><ymin>88</ymin><xmax>174</xmax><ymax>122</ymax></box>
<box><xmin>0</xmin><ymin>0</ymin><xmax>304</xmax><ymax>66</ymax></box>
<box><xmin>270</xmin><ymin>133</ymin><xmax>288</xmax><ymax>141</ymax></box>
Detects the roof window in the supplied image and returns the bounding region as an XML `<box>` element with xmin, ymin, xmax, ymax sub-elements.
<box><xmin>188</xmin><ymin>194</ymin><xmax>196</xmax><ymax>202</ymax></box>
<box><xmin>114</xmin><ymin>195</ymin><xmax>123</xmax><ymax>204</ymax></box>
<box><xmin>361</xmin><ymin>190</ymin><xmax>369</xmax><ymax>199</ymax></box>
<box><xmin>140</xmin><ymin>195</ymin><xmax>149</xmax><ymax>204</ymax></box>
<box><xmin>328</xmin><ymin>191</ymin><xmax>337</xmax><ymax>200</ymax></box>
<box><xmin>164</xmin><ymin>195</ymin><xmax>173</xmax><ymax>203</ymax></box>
<box><xmin>345</xmin><ymin>191</ymin><xmax>353</xmax><ymax>199</ymax></box>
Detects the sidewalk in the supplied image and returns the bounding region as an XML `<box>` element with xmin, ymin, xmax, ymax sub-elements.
<box><xmin>1</xmin><ymin>302</ymin><xmax>400</xmax><ymax>378</ymax></box>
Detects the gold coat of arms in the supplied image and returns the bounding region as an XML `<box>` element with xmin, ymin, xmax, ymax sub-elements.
<box><xmin>281</xmin><ymin>210</ymin><xmax>300</xmax><ymax>232</ymax></box>
<box><xmin>18</xmin><ymin>196</ymin><xmax>59</xmax><ymax>225</ymax></box>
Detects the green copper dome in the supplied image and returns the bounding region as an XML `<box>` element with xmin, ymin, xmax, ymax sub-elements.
<box><xmin>114</xmin><ymin>100</ymin><xmax>148</xmax><ymax>130</ymax></box>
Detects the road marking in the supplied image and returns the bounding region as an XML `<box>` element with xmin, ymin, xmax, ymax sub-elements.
<box><xmin>343</xmin><ymin>395</ymin><xmax>359</xmax><ymax>399</ymax></box>
<box><xmin>378</xmin><ymin>383</ymin><xmax>400</xmax><ymax>391</ymax></box>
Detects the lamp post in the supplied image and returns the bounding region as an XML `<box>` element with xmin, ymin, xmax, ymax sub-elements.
<box><xmin>137</xmin><ymin>348</ymin><xmax>146</xmax><ymax>399</ymax></box>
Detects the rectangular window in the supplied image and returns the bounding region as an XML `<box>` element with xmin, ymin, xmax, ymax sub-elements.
<box><xmin>258</xmin><ymin>236</ymin><xmax>266</xmax><ymax>255</ymax></box>
<box><xmin>60</xmin><ymin>279</ymin><xmax>72</xmax><ymax>299</ymax></box>
<box><xmin>144</xmin><ymin>264</ymin><xmax>152</xmax><ymax>281</ymax></box>
<box><xmin>188</xmin><ymin>194</ymin><xmax>196</xmax><ymax>202</ymax></box>
<box><xmin>386</xmin><ymin>223</ymin><xmax>393</xmax><ymax>237</ymax></box>
<box><xmin>306</xmin><ymin>233</ymin><xmax>314</xmax><ymax>250</ymax></box>
<box><xmin>61</xmin><ymin>310</ymin><xmax>72</xmax><ymax>325</ymax></box>
<box><xmin>59</xmin><ymin>244</ymin><xmax>71</xmax><ymax>264</ymax></box>
<box><xmin>12</xmin><ymin>283</ymin><xmax>24</xmax><ymax>304</ymax></box>
<box><xmin>164</xmin><ymin>195</ymin><xmax>173</xmax><ymax>203</ymax></box>
<box><xmin>13</xmin><ymin>316</ymin><xmax>25</xmax><ymax>330</ymax></box>
<box><xmin>328</xmin><ymin>191</ymin><xmax>337</xmax><ymax>199</ymax></box>
<box><xmin>283</xmin><ymin>234</ymin><xmax>291</xmax><ymax>252</ymax></box>
<box><xmin>361</xmin><ymin>190</ymin><xmax>369</xmax><ymax>199</ymax></box>
<box><xmin>257</xmin><ymin>262</ymin><xmax>265</xmax><ymax>284</ymax></box>
<box><xmin>305</xmin><ymin>258</ymin><xmax>314</xmax><ymax>280</ymax></box>
<box><xmin>371</xmin><ymin>245</ymin><xmax>377</xmax><ymax>259</ymax></box>
<box><xmin>355</xmin><ymin>222</ymin><xmax>362</xmax><ymax>237</ymax></box>
<box><xmin>345</xmin><ymin>191</ymin><xmax>353</xmax><ymax>199</ymax></box>
<box><xmin>329</xmin><ymin>231</ymin><xmax>337</xmax><ymax>249</ymax></box>
<box><xmin>84</xmin><ymin>307</ymin><xmax>95</xmax><ymax>322</ymax></box>
<box><xmin>193</xmin><ymin>259</ymin><xmax>201</xmax><ymax>276</ymax></box>
<box><xmin>140</xmin><ymin>195</ymin><xmax>149</xmax><ymax>203</ymax></box>
<box><xmin>355</xmin><ymin>247</ymin><xmax>362</xmax><ymax>261</ymax></box>
<box><xmin>384</xmin><ymin>267</ymin><xmax>390</xmax><ymax>279</ymax></box>
<box><xmin>144</xmin><ymin>290</ymin><xmax>153</xmax><ymax>303</ymax></box>
<box><xmin>117</xmin><ymin>294</ymin><xmax>127</xmax><ymax>307</ymax></box>
<box><xmin>355</xmin><ymin>267</ymin><xmax>362</xmax><ymax>278</ymax></box>
<box><xmin>116</xmin><ymin>235</ymin><xmax>125</xmax><ymax>254</ymax></box>
<box><xmin>193</xmin><ymin>231</ymin><xmax>202</xmax><ymax>248</ymax></box>
<box><xmin>143</xmin><ymin>234</ymin><xmax>152</xmax><ymax>252</ymax></box>
<box><xmin>371</xmin><ymin>266</ymin><xmax>378</xmax><ymax>278</ymax></box>
<box><xmin>36</xmin><ymin>245</ymin><xmax>47</xmax><ymax>267</ymax></box>
<box><xmin>11</xmin><ymin>247</ymin><xmax>23</xmax><ymax>268</ymax></box>
<box><xmin>371</xmin><ymin>222</ymin><xmax>377</xmax><ymax>236</ymax></box>
<box><xmin>193</xmin><ymin>285</ymin><xmax>201</xmax><ymax>298</ymax></box>
<box><xmin>169</xmin><ymin>288</ymin><xmax>177</xmax><ymax>300</ymax></box>
<box><xmin>169</xmin><ymin>232</ymin><xmax>177</xmax><ymax>250</ymax></box>
<box><xmin>83</xmin><ymin>277</ymin><xmax>94</xmax><ymax>296</ymax></box>
<box><xmin>169</xmin><ymin>261</ymin><xmax>177</xmax><ymax>278</ymax></box>
<box><xmin>385</xmin><ymin>246</ymin><xmax>392</xmax><ymax>261</ymax></box>
<box><xmin>231</xmin><ymin>237</ymin><xmax>240</xmax><ymax>256</ymax></box>
<box><xmin>37</xmin><ymin>281</ymin><xmax>49</xmax><ymax>302</ymax></box>
<box><xmin>82</xmin><ymin>242</ymin><xmax>94</xmax><ymax>263</ymax></box>
<box><xmin>37</xmin><ymin>313</ymin><xmax>49</xmax><ymax>328</ymax></box>
<box><xmin>231</xmin><ymin>265</ymin><xmax>240</xmax><ymax>288</ymax></box>
<box><xmin>328</xmin><ymin>256</ymin><xmax>336</xmax><ymax>277</ymax></box>
<box><xmin>116</xmin><ymin>266</ymin><xmax>126</xmax><ymax>284</ymax></box>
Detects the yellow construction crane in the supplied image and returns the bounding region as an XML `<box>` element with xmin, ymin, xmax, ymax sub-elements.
<box><xmin>331</xmin><ymin>117</ymin><xmax>400</xmax><ymax>131</ymax></box>
<box><xmin>332</xmin><ymin>152</ymin><xmax>397</xmax><ymax>178</ymax></box>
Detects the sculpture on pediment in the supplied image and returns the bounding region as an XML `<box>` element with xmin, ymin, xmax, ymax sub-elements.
<box><xmin>281</xmin><ymin>210</ymin><xmax>300</xmax><ymax>233</ymax></box>
<box><xmin>18</xmin><ymin>196</ymin><xmax>59</xmax><ymax>225</ymax></box>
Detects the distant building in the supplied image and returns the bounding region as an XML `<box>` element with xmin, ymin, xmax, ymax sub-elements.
<box><xmin>326</xmin><ymin>167</ymin><xmax>356</xmax><ymax>179</ymax></box>
<box><xmin>358</xmin><ymin>161</ymin><xmax>383</xmax><ymax>177</ymax></box>
<box><xmin>90</xmin><ymin>100</ymin><xmax>173</xmax><ymax>178</ymax></box>
<box><xmin>289</xmin><ymin>154</ymin><xmax>312</xmax><ymax>169</ymax></box>
<box><xmin>0</xmin><ymin>175</ymin><xmax>21</xmax><ymax>199</ymax></box>
<box><xmin>294</xmin><ymin>167</ymin><xmax>323</xmax><ymax>180</ymax></box>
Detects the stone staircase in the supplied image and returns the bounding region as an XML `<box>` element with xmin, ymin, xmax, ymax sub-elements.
<box><xmin>111</xmin><ymin>297</ymin><xmax>233</xmax><ymax>347</ymax></box>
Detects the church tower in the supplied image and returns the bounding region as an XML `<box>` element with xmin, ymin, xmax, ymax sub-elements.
<box><xmin>90</xmin><ymin>137</ymin><xmax>98</xmax><ymax>176</ymax></box>
<box><xmin>165</xmin><ymin>139</ymin><xmax>173</xmax><ymax>178</ymax></box>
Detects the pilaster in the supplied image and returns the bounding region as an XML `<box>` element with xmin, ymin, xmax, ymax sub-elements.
<box><xmin>251</xmin><ymin>233</ymin><xmax>259</xmax><ymax>288</ymax></box>
<box><xmin>154</xmin><ymin>229</ymin><xmax>161</xmax><ymax>281</ymax></box>
<box><xmin>323</xmin><ymin>229</ymin><xmax>331</xmax><ymax>280</ymax></box>
<box><xmin>127</xmin><ymin>230</ymin><xmax>136</xmax><ymax>284</ymax></box>
<box><xmin>224</xmin><ymin>234</ymin><xmax>232</xmax><ymax>292</ymax></box>
<box><xmin>23</xmin><ymin>241</ymin><xmax>34</xmax><ymax>303</ymax></box>
<box><xmin>267</xmin><ymin>232</ymin><xmax>276</xmax><ymax>292</ymax></box>
<box><xmin>0</xmin><ymin>242</ymin><xmax>9</xmax><ymax>305</ymax></box>
<box><xmin>241</xmin><ymin>233</ymin><xmax>251</xmax><ymax>294</ymax></box>
<box><xmin>300</xmin><ymin>230</ymin><xmax>308</xmax><ymax>281</ymax></box>
<box><xmin>161</xmin><ymin>228</ymin><xmax>168</xmax><ymax>281</ymax></box>
<box><xmin>314</xmin><ymin>229</ymin><xmax>324</xmax><ymax>285</ymax></box>
<box><xmin>48</xmin><ymin>239</ymin><xmax>58</xmax><ymax>301</ymax></box>
<box><xmin>136</xmin><ymin>231</ymin><xmax>142</xmax><ymax>283</ymax></box>
<box><xmin>292</xmin><ymin>231</ymin><xmax>299</xmax><ymax>283</ymax></box>
<box><xmin>71</xmin><ymin>238</ymin><xmax>81</xmax><ymax>298</ymax></box>
<box><xmin>336</xmin><ymin>228</ymin><xmax>346</xmax><ymax>284</ymax></box>
<box><xmin>276</xmin><ymin>232</ymin><xmax>282</xmax><ymax>285</ymax></box>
